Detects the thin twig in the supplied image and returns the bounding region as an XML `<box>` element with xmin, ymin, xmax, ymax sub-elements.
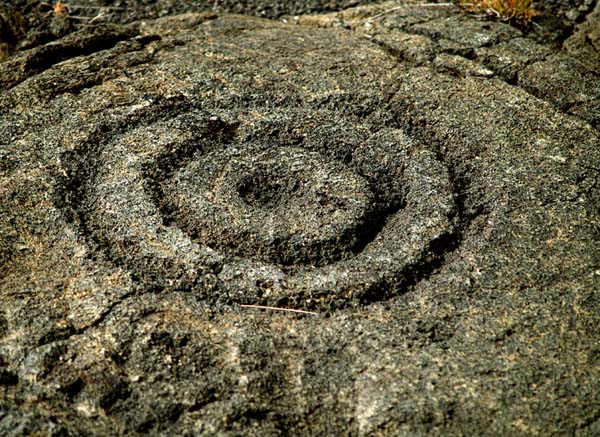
<box><xmin>240</xmin><ymin>304</ymin><xmax>318</xmax><ymax>315</ymax></box>
<box><xmin>67</xmin><ymin>13</ymin><xmax>105</xmax><ymax>21</ymax></box>
<box><xmin>88</xmin><ymin>11</ymin><xmax>107</xmax><ymax>23</ymax></box>
<box><xmin>67</xmin><ymin>5</ymin><xmax>125</xmax><ymax>10</ymax></box>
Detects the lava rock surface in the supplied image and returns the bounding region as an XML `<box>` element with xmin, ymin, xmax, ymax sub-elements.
<box><xmin>1</xmin><ymin>1</ymin><xmax>599</xmax><ymax>435</ymax></box>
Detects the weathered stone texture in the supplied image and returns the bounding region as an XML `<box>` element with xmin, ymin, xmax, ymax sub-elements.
<box><xmin>1</xmin><ymin>2</ymin><xmax>599</xmax><ymax>435</ymax></box>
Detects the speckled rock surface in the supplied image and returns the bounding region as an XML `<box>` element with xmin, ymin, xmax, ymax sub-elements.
<box><xmin>1</xmin><ymin>2</ymin><xmax>599</xmax><ymax>435</ymax></box>
<box><xmin>0</xmin><ymin>0</ymin><xmax>381</xmax><ymax>59</ymax></box>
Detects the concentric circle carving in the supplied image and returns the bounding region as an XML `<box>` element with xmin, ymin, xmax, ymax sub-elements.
<box><xmin>69</xmin><ymin>105</ymin><xmax>457</xmax><ymax>309</ymax></box>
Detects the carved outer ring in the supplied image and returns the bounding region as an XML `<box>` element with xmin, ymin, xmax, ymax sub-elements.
<box><xmin>73</xmin><ymin>106</ymin><xmax>456</xmax><ymax>309</ymax></box>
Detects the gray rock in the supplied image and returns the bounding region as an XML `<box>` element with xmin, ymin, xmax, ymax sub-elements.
<box><xmin>1</xmin><ymin>4</ymin><xmax>599</xmax><ymax>435</ymax></box>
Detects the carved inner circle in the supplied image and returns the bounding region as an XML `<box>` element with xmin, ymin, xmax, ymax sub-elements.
<box><xmin>162</xmin><ymin>146</ymin><xmax>376</xmax><ymax>265</ymax></box>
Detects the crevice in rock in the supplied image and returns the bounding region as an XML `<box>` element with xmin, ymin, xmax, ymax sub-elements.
<box><xmin>0</xmin><ymin>24</ymin><xmax>139</xmax><ymax>91</ymax></box>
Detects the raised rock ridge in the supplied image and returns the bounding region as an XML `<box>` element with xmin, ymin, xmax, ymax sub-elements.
<box><xmin>1</xmin><ymin>2</ymin><xmax>599</xmax><ymax>435</ymax></box>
